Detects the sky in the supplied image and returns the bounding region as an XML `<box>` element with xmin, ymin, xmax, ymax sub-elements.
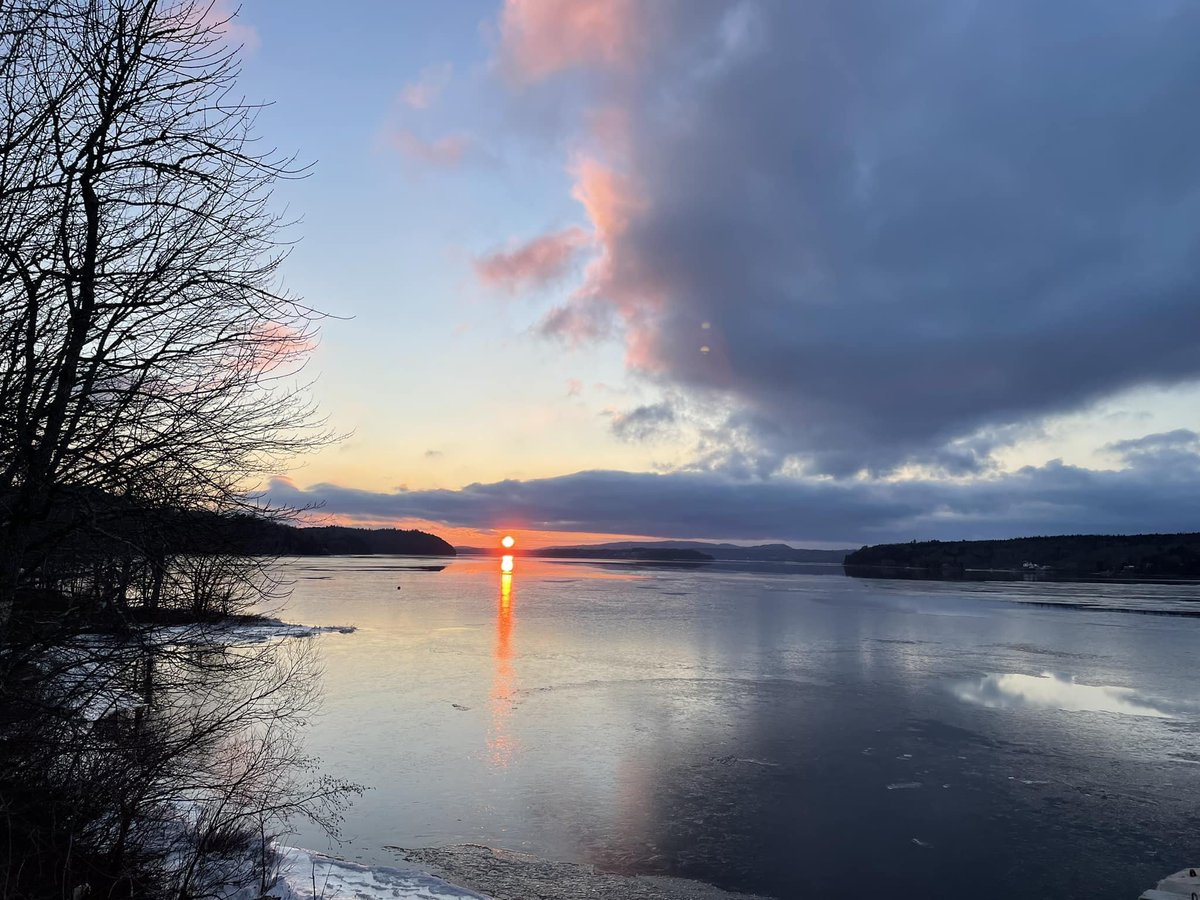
<box><xmin>221</xmin><ymin>0</ymin><xmax>1200</xmax><ymax>548</ymax></box>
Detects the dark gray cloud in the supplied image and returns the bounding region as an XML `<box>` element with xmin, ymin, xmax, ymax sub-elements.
<box><xmin>265</xmin><ymin>440</ymin><xmax>1200</xmax><ymax>544</ymax></box>
<box><xmin>1105</xmin><ymin>428</ymin><xmax>1200</xmax><ymax>469</ymax></box>
<box><xmin>1107</xmin><ymin>429</ymin><xmax>1199</xmax><ymax>456</ymax></box>
<box><xmin>542</xmin><ymin>0</ymin><xmax>1200</xmax><ymax>475</ymax></box>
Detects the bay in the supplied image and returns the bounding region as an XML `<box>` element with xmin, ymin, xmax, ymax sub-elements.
<box><xmin>281</xmin><ymin>557</ymin><xmax>1200</xmax><ymax>899</ymax></box>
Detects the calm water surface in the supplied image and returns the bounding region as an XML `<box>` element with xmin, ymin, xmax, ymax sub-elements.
<box><xmin>282</xmin><ymin>557</ymin><xmax>1200</xmax><ymax>899</ymax></box>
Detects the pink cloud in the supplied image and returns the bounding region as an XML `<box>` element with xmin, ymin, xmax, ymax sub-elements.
<box><xmin>474</xmin><ymin>227</ymin><xmax>590</xmax><ymax>291</ymax></box>
<box><xmin>499</xmin><ymin>0</ymin><xmax>641</xmax><ymax>82</ymax></box>
<box><xmin>401</xmin><ymin>63</ymin><xmax>453</xmax><ymax>110</ymax></box>
<box><xmin>570</xmin><ymin>157</ymin><xmax>639</xmax><ymax>243</ymax></box>
<box><xmin>538</xmin><ymin>157</ymin><xmax>664</xmax><ymax>369</ymax></box>
<box><xmin>388</xmin><ymin>129</ymin><xmax>472</xmax><ymax>167</ymax></box>
<box><xmin>195</xmin><ymin>0</ymin><xmax>260</xmax><ymax>50</ymax></box>
<box><xmin>242</xmin><ymin>322</ymin><xmax>316</xmax><ymax>375</ymax></box>
<box><xmin>490</xmin><ymin>7</ymin><xmax>677</xmax><ymax>370</ymax></box>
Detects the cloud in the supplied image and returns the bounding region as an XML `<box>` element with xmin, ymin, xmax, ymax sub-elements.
<box><xmin>475</xmin><ymin>227</ymin><xmax>590</xmax><ymax>291</ymax></box>
<box><xmin>538</xmin><ymin>297</ymin><xmax>612</xmax><ymax>345</ymax></box>
<box><xmin>538</xmin><ymin>158</ymin><xmax>662</xmax><ymax>366</ymax></box>
<box><xmin>401</xmin><ymin>63</ymin><xmax>453</xmax><ymax>110</ymax></box>
<box><xmin>264</xmin><ymin>434</ymin><xmax>1200</xmax><ymax>544</ymax></box>
<box><xmin>609</xmin><ymin>402</ymin><xmax>677</xmax><ymax>442</ymax></box>
<box><xmin>1106</xmin><ymin>428</ymin><xmax>1200</xmax><ymax>470</ymax></box>
<box><xmin>1108</xmin><ymin>429</ymin><xmax>1200</xmax><ymax>456</ymax></box>
<box><xmin>241</xmin><ymin>322</ymin><xmax>316</xmax><ymax>376</ymax></box>
<box><xmin>387</xmin><ymin>129</ymin><xmax>473</xmax><ymax>167</ymax></box>
<box><xmin>497</xmin><ymin>0</ymin><xmax>642</xmax><ymax>82</ymax></box>
<box><xmin>501</xmin><ymin>0</ymin><xmax>1200</xmax><ymax>476</ymax></box>
<box><xmin>183</xmin><ymin>0</ymin><xmax>260</xmax><ymax>50</ymax></box>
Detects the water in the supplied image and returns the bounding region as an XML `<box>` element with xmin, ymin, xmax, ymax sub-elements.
<box><xmin>281</xmin><ymin>556</ymin><xmax>1200</xmax><ymax>899</ymax></box>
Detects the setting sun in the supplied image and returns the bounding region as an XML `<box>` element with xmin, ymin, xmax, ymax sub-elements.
<box><xmin>501</xmin><ymin>535</ymin><xmax>515</xmax><ymax>549</ymax></box>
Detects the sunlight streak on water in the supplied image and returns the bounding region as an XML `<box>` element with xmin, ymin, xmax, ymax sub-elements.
<box><xmin>488</xmin><ymin>571</ymin><xmax>516</xmax><ymax>768</ymax></box>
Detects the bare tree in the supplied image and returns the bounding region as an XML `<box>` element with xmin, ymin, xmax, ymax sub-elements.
<box><xmin>0</xmin><ymin>4</ymin><xmax>359</xmax><ymax>898</ymax></box>
<box><xmin>0</xmin><ymin>0</ymin><xmax>329</xmax><ymax>622</ymax></box>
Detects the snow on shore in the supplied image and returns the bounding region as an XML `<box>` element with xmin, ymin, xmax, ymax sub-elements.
<box><xmin>215</xmin><ymin>617</ymin><xmax>356</xmax><ymax>643</ymax></box>
<box><xmin>258</xmin><ymin>844</ymin><xmax>769</xmax><ymax>900</ymax></box>
<box><xmin>152</xmin><ymin>617</ymin><xmax>356</xmax><ymax>645</ymax></box>
<box><xmin>267</xmin><ymin>846</ymin><xmax>489</xmax><ymax>900</ymax></box>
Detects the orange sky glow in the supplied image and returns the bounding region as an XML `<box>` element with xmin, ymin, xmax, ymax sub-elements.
<box><xmin>299</xmin><ymin>513</ymin><xmax>674</xmax><ymax>550</ymax></box>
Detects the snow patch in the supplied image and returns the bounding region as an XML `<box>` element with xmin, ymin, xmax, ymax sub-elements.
<box><xmin>153</xmin><ymin>618</ymin><xmax>356</xmax><ymax>646</ymax></box>
<box><xmin>266</xmin><ymin>846</ymin><xmax>488</xmax><ymax>900</ymax></box>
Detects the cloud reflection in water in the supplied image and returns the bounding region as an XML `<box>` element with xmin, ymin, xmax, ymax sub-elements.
<box><xmin>954</xmin><ymin>672</ymin><xmax>1174</xmax><ymax>719</ymax></box>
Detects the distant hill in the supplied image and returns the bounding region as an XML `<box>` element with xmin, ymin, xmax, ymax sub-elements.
<box><xmin>0</xmin><ymin>486</ymin><xmax>456</xmax><ymax>558</ymax></box>
<box><xmin>239</xmin><ymin>522</ymin><xmax>456</xmax><ymax>557</ymax></box>
<box><xmin>457</xmin><ymin>540</ymin><xmax>849</xmax><ymax>562</ymax></box>
<box><xmin>537</xmin><ymin>546</ymin><xmax>713</xmax><ymax>562</ymax></box>
<box><xmin>845</xmin><ymin>533</ymin><xmax>1200</xmax><ymax>579</ymax></box>
<box><xmin>582</xmin><ymin>541</ymin><xmax>851</xmax><ymax>563</ymax></box>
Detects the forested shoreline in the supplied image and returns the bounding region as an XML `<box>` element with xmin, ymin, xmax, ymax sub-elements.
<box><xmin>845</xmin><ymin>532</ymin><xmax>1200</xmax><ymax>579</ymax></box>
<box><xmin>246</xmin><ymin>522</ymin><xmax>455</xmax><ymax>557</ymax></box>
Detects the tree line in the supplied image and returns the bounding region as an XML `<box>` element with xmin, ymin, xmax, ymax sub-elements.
<box><xmin>844</xmin><ymin>532</ymin><xmax>1200</xmax><ymax>579</ymax></box>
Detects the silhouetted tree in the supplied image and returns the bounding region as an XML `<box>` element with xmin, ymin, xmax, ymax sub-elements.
<box><xmin>0</xmin><ymin>0</ymin><xmax>329</xmax><ymax>623</ymax></box>
<box><xmin>0</xmin><ymin>3</ymin><xmax>356</xmax><ymax>897</ymax></box>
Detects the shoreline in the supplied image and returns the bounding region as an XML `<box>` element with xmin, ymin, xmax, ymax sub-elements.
<box><xmin>271</xmin><ymin>845</ymin><xmax>486</xmax><ymax>899</ymax></box>
<box><xmin>272</xmin><ymin>843</ymin><xmax>767</xmax><ymax>900</ymax></box>
<box><xmin>843</xmin><ymin>563</ymin><xmax>1200</xmax><ymax>585</ymax></box>
<box><xmin>389</xmin><ymin>844</ymin><xmax>767</xmax><ymax>900</ymax></box>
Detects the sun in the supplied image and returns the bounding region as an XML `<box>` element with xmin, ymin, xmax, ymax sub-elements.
<box><xmin>501</xmin><ymin>535</ymin><xmax>515</xmax><ymax>549</ymax></box>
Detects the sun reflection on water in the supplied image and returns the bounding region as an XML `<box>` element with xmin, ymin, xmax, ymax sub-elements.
<box><xmin>488</xmin><ymin>568</ymin><xmax>517</xmax><ymax>768</ymax></box>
